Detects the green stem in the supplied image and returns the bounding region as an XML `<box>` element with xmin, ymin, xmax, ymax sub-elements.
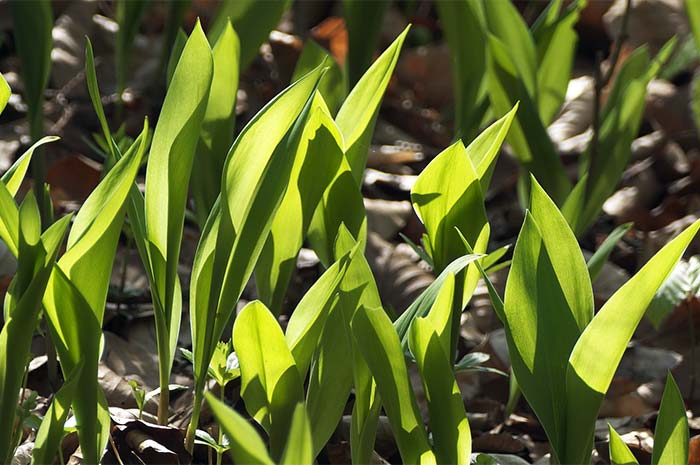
<box><xmin>185</xmin><ymin>385</ymin><xmax>204</xmax><ymax>453</ymax></box>
<box><xmin>155</xmin><ymin>314</ymin><xmax>171</xmax><ymax>425</ymax></box>
<box><xmin>216</xmin><ymin>384</ymin><xmax>224</xmax><ymax>465</ymax></box>
<box><xmin>29</xmin><ymin>113</ymin><xmax>48</xmax><ymax>229</ymax></box>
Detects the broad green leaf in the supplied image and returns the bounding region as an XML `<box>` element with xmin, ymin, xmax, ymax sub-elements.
<box><xmin>465</xmin><ymin>103</ymin><xmax>518</xmax><ymax>192</ymax></box>
<box><xmin>352</xmin><ymin>306</ymin><xmax>436</xmax><ymax>465</ymax></box>
<box><xmin>331</xmin><ymin>225</ymin><xmax>383</xmax><ymax>465</ymax></box>
<box><xmin>2</xmin><ymin>136</ymin><xmax>59</xmax><ymax>197</ymax></box>
<box><xmin>305</xmin><ymin>295</ymin><xmax>354</xmax><ymax>456</ymax></box>
<box><xmin>652</xmin><ymin>373</ymin><xmax>689</xmax><ymax>465</ymax></box>
<box><xmin>206</xmin><ymin>392</ymin><xmax>275</xmax><ymax>465</ymax></box>
<box><xmin>587</xmin><ymin>222</ymin><xmax>632</xmax><ymax>282</ymax></box>
<box><xmin>192</xmin><ymin>20</ymin><xmax>240</xmax><ymax>227</ymax></box>
<box><xmin>565</xmin><ymin>221</ymin><xmax>700</xmax><ymax>465</ymax></box>
<box><xmin>115</xmin><ymin>0</ymin><xmax>150</xmax><ymax>96</ymax></box>
<box><xmin>208</xmin><ymin>64</ymin><xmax>325</xmax><ymax>348</ymax></box>
<box><xmin>336</xmin><ymin>26</ymin><xmax>409</xmax><ymax>183</ymax></box>
<box><xmin>30</xmin><ymin>362</ymin><xmax>83</xmax><ymax>465</ymax></box>
<box><xmin>409</xmin><ymin>303</ymin><xmax>471</xmax><ymax>465</ymax></box>
<box><xmin>233</xmin><ymin>301</ymin><xmax>304</xmax><ymax>460</ymax></box>
<box><xmin>209</xmin><ymin>0</ymin><xmax>290</xmax><ymax>68</ymax></box>
<box><xmin>412</xmin><ymin>140</ymin><xmax>489</xmax><ymax>273</ymax></box>
<box><xmin>42</xmin><ymin>123</ymin><xmax>147</xmax><ymax>464</ymax></box>
<box><xmin>0</xmin><ymin>73</ymin><xmax>9</xmax><ymax>115</ymax></box>
<box><xmin>483</xmin><ymin>0</ymin><xmax>537</xmax><ymax>95</ymax></box>
<box><xmin>0</xmin><ymin>206</ymin><xmax>70</xmax><ymax>464</ymax></box>
<box><xmin>608</xmin><ymin>425</ymin><xmax>639</xmax><ymax>465</ymax></box>
<box><xmin>303</xmin><ymin>227</ymin><xmax>379</xmax><ymax>459</ymax></box>
<box><xmin>503</xmin><ymin>178</ymin><xmax>592</xmax><ymax>462</ymax></box>
<box><xmin>293</xmin><ymin>41</ymin><xmax>345</xmax><ymax>115</ymax></box>
<box><xmin>188</xmin><ymin>64</ymin><xmax>324</xmax><ymax>446</ymax></box>
<box><xmin>343</xmin><ymin>0</ymin><xmax>390</xmax><ymax>88</ymax></box>
<box><xmin>256</xmin><ymin>94</ymin><xmax>344</xmax><ymax>313</ymax></box>
<box><xmin>280</xmin><ymin>403</ymin><xmax>313</xmax><ymax>465</ymax></box>
<box><xmin>436</xmin><ymin>0</ymin><xmax>488</xmax><ymax>141</ymax></box>
<box><xmin>144</xmin><ymin>21</ymin><xmax>212</xmax><ymax>419</ymax></box>
<box><xmin>307</xmin><ymin>157</ymin><xmax>366</xmax><ymax>267</ymax></box>
<box><xmin>532</xmin><ymin>0</ymin><xmax>585</xmax><ymax>125</ymax></box>
<box><xmin>486</xmin><ymin>34</ymin><xmax>571</xmax><ymax>204</ymax></box>
<box><xmin>285</xmin><ymin>245</ymin><xmax>354</xmax><ymax>377</ymax></box>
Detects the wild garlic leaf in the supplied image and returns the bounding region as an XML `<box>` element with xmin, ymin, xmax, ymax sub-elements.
<box><xmin>651</xmin><ymin>373</ymin><xmax>689</xmax><ymax>465</ymax></box>
<box><xmin>351</xmin><ymin>305</ymin><xmax>435</xmax><ymax>465</ymax></box>
<box><xmin>206</xmin><ymin>392</ymin><xmax>275</xmax><ymax>465</ymax></box>
<box><xmin>233</xmin><ymin>301</ymin><xmax>304</xmax><ymax>460</ymax></box>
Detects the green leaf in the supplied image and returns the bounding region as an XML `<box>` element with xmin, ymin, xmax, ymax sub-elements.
<box><xmin>394</xmin><ymin>253</ymin><xmax>482</xmax><ymax>347</ymax></box>
<box><xmin>486</xmin><ymin>33</ymin><xmax>571</xmax><ymax>204</ymax></box>
<box><xmin>327</xmin><ymin>225</ymin><xmax>383</xmax><ymax>465</ymax></box>
<box><xmin>587</xmin><ymin>222</ymin><xmax>632</xmax><ymax>282</ymax></box>
<box><xmin>209</xmin><ymin>0</ymin><xmax>290</xmax><ymax>68</ymax></box>
<box><xmin>85</xmin><ymin>38</ymin><xmax>118</xmax><ymax>164</ymax></box>
<box><xmin>188</xmin><ymin>64</ymin><xmax>324</xmax><ymax>444</ymax></box>
<box><xmin>192</xmin><ymin>20</ymin><xmax>240</xmax><ymax>226</ymax></box>
<box><xmin>307</xmin><ymin>156</ymin><xmax>366</xmax><ymax>267</ymax></box>
<box><xmin>436</xmin><ymin>0</ymin><xmax>488</xmax><ymax>141</ymax></box>
<box><xmin>0</xmin><ymin>207</ymin><xmax>71</xmax><ymax>464</ymax></box>
<box><xmin>532</xmin><ymin>0</ymin><xmax>585</xmax><ymax>125</ymax></box>
<box><xmin>256</xmin><ymin>94</ymin><xmax>345</xmax><ymax>313</ymax></box>
<box><xmin>0</xmin><ymin>73</ymin><xmax>10</xmax><ymax>116</ymax></box>
<box><xmin>566</xmin><ymin>41</ymin><xmax>674</xmax><ymax>235</ymax></box>
<box><xmin>233</xmin><ymin>301</ymin><xmax>304</xmax><ymax>460</ymax></box>
<box><xmin>608</xmin><ymin>424</ymin><xmax>639</xmax><ymax>465</ymax></box>
<box><xmin>565</xmin><ymin>221</ymin><xmax>699</xmax><ymax>464</ymax></box>
<box><xmin>483</xmin><ymin>0</ymin><xmax>537</xmax><ymax>95</ymax></box>
<box><xmin>144</xmin><ymin>20</ymin><xmax>213</xmax><ymax>410</ymax></box>
<box><xmin>2</xmin><ymin>136</ymin><xmax>59</xmax><ymax>197</ymax></box>
<box><xmin>293</xmin><ymin>41</ymin><xmax>345</xmax><ymax>115</ymax></box>
<box><xmin>304</xmin><ymin>294</ymin><xmax>353</xmax><ymax>456</ymax></box>
<box><xmin>352</xmin><ymin>306</ymin><xmax>436</xmax><ymax>465</ymax></box>
<box><xmin>412</xmin><ymin>140</ymin><xmax>489</xmax><ymax>276</ymax></box>
<box><xmin>408</xmin><ymin>273</ymin><xmax>471</xmax><ymax>465</ymax></box>
<box><xmin>206</xmin><ymin>392</ymin><xmax>274</xmax><ymax>465</ymax></box>
<box><xmin>285</xmin><ymin>245</ymin><xmax>354</xmax><ymax>377</ymax></box>
<box><xmin>42</xmin><ymin>123</ymin><xmax>148</xmax><ymax>464</ymax></box>
<box><xmin>30</xmin><ymin>362</ymin><xmax>84</xmax><ymax>465</ymax></box>
<box><xmin>343</xmin><ymin>0</ymin><xmax>390</xmax><ymax>88</ymax></box>
<box><xmin>652</xmin><ymin>373</ymin><xmax>689</xmax><ymax>465</ymax></box>
<box><xmin>503</xmin><ymin>177</ymin><xmax>593</xmax><ymax>462</ymax></box>
<box><xmin>280</xmin><ymin>403</ymin><xmax>313</xmax><ymax>465</ymax></box>
<box><xmin>465</xmin><ymin>103</ymin><xmax>518</xmax><ymax>192</ymax></box>
<box><xmin>336</xmin><ymin>26</ymin><xmax>409</xmax><ymax>183</ymax></box>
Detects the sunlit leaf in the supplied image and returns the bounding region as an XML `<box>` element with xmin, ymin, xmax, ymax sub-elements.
<box><xmin>651</xmin><ymin>373</ymin><xmax>689</xmax><ymax>465</ymax></box>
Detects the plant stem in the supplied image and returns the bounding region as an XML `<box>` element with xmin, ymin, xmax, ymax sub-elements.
<box><xmin>155</xmin><ymin>314</ymin><xmax>171</xmax><ymax>425</ymax></box>
<box><xmin>216</xmin><ymin>384</ymin><xmax>224</xmax><ymax>465</ymax></box>
<box><xmin>185</xmin><ymin>385</ymin><xmax>204</xmax><ymax>453</ymax></box>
